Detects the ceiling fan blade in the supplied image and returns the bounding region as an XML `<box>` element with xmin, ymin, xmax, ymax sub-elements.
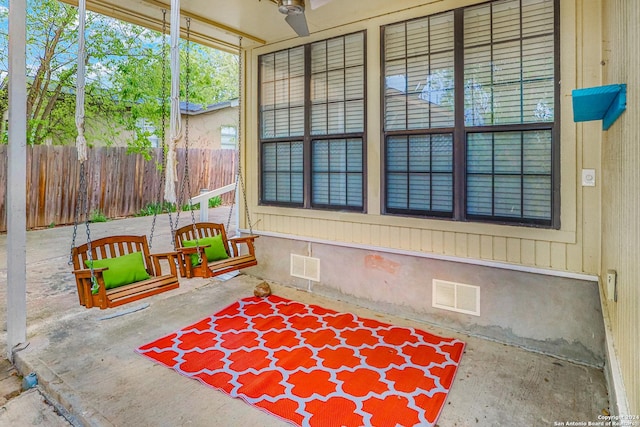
<box><xmin>285</xmin><ymin>13</ymin><xmax>310</xmax><ymax>37</ymax></box>
<box><xmin>308</xmin><ymin>0</ymin><xmax>333</xmax><ymax>10</ymax></box>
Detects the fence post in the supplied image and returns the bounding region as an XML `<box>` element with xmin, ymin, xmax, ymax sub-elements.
<box><xmin>199</xmin><ymin>188</ymin><xmax>208</xmax><ymax>222</ymax></box>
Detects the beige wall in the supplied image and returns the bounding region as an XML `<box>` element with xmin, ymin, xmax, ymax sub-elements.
<box><xmin>241</xmin><ymin>0</ymin><xmax>603</xmax><ymax>277</ymax></box>
<box><xmin>180</xmin><ymin>106</ymin><xmax>238</xmax><ymax>149</ymax></box>
<box><xmin>601</xmin><ymin>0</ymin><xmax>640</xmax><ymax>415</ymax></box>
<box><xmin>83</xmin><ymin>106</ymin><xmax>238</xmax><ymax>149</ymax></box>
<box><xmin>235</xmin><ymin>0</ymin><xmax>640</xmax><ymax>405</ymax></box>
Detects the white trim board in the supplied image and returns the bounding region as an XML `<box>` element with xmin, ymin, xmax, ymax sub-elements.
<box><xmin>598</xmin><ymin>278</ymin><xmax>631</xmax><ymax>416</ymax></box>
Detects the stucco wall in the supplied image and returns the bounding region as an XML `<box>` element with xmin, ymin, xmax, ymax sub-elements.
<box><xmin>81</xmin><ymin>106</ymin><xmax>238</xmax><ymax>149</ymax></box>
<box><xmin>247</xmin><ymin>234</ymin><xmax>605</xmax><ymax>366</ymax></box>
<box><xmin>181</xmin><ymin>107</ymin><xmax>238</xmax><ymax>149</ymax></box>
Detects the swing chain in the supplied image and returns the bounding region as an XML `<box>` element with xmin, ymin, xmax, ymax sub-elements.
<box><xmin>182</xmin><ymin>18</ymin><xmax>197</xmax><ymax>228</ymax></box>
<box><xmin>226</xmin><ymin>37</ymin><xmax>253</xmax><ymax>235</ymax></box>
<box><xmin>165</xmin><ymin>17</ymin><xmax>201</xmax><ymax>261</ymax></box>
<box><xmin>69</xmin><ymin>163</ymin><xmax>84</xmax><ymax>265</ymax></box>
<box><xmin>183</xmin><ymin>18</ymin><xmax>202</xmax><ymax>263</ymax></box>
<box><xmin>169</xmin><ymin>18</ymin><xmax>188</xmax><ymax>241</ymax></box>
<box><xmin>150</xmin><ymin>9</ymin><xmax>169</xmax><ymax>248</ymax></box>
<box><xmin>69</xmin><ymin>161</ymin><xmax>98</xmax><ymax>292</ymax></box>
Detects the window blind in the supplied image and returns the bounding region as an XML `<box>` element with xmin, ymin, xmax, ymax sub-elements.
<box><xmin>382</xmin><ymin>0</ymin><xmax>557</xmax><ymax>225</ymax></box>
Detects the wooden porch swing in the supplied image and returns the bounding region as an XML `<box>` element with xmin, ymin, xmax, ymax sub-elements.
<box><xmin>69</xmin><ymin>5</ymin><xmax>183</xmax><ymax>309</ymax></box>
<box><xmin>70</xmin><ymin>5</ymin><xmax>258</xmax><ymax>308</ymax></box>
<box><xmin>173</xmin><ymin>35</ymin><xmax>259</xmax><ymax>279</ymax></box>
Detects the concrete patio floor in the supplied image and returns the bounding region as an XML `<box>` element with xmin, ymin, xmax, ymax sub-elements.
<box><xmin>0</xmin><ymin>207</ymin><xmax>609</xmax><ymax>426</ymax></box>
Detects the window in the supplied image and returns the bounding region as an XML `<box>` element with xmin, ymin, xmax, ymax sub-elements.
<box><xmin>221</xmin><ymin>125</ymin><xmax>237</xmax><ymax>149</ymax></box>
<box><xmin>382</xmin><ymin>0</ymin><xmax>558</xmax><ymax>226</ymax></box>
<box><xmin>259</xmin><ymin>32</ymin><xmax>366</xmax><ymax>210</ymax></box>
<box><xmin>135</xmin><ymin>118</ymin><xmax>159</xmax><ymax>148</ymax></box>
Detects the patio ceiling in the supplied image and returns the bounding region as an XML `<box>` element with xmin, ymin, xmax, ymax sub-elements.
<box><xmin>59</xmin><ymin>0</ymin><xmax>441</xmax><ymax>52</ymax></box>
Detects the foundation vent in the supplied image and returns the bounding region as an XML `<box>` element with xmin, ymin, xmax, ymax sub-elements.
<box><xmin>432</xmin><ymin>279</ymin><xmax>480</xmax><ymax>316</ymax></box>
<box><xmin>290</xmin><ymin>254</ymin><xmax>320</xmax><ymax>282</ymax></box>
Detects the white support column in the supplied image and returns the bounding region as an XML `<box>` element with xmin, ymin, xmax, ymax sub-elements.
<box><xmin>199</xmin><ymin>188</ymin><xmax>209</xmax><ymax>222</ymax></box>
<box><xmin>7</xmin><ymin>0</ymin><xmax>28</xmax><ymax>361</ymax></box>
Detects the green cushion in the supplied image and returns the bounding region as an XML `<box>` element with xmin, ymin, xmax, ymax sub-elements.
<box><xmin>85</xmin><ymin>251</ymin><xmax>150</xmax><ymax>290</ymax></box>
<box><xmin>182</xmin><ymin>234</ymin><xmax>229</xmax><ymax>266</ymax></box>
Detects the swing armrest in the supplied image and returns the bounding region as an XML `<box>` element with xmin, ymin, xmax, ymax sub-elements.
<box><xmin>229</xmin><ymin>235</ymin><xmax>259</xmax><ymax>243</ymax></box>
<box><xmin>229</xmin><ymin>235</ymin><xmax>259</xmax><ymax>256</ymax></box>
<box><xmin>177</xmin><ymin>245</ymin><xmax>211</xmax><ymax>255</ymax></box>
<box><xmin>72</xmin><ymin>267</ymin><xmax>108</xmax><ymax>278</ymax></box>
<box><xmin>177</xmin><ymin>245</ymin><xmax>211</xmax><ymax>278</ymax></box>
<box><xmin>149</xmin><ymin>251</ymin><xmax>180</xmax><ymax>277</ymax></box>
<box><xmin>72</xmin><ymin>268</ymin><xmax>109</xmax><ymax>309</ymax></box>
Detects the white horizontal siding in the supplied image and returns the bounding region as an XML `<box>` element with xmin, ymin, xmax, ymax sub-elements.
<box><xmin>253</xmin><ymin>212</ymin><xmax>583</xmax><ymax>272</ymax></box>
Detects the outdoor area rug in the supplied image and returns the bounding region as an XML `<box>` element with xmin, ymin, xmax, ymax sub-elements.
<box><xmin>136</xmin><ymin>295</ymin><xmax>465</xmax><ymax>427</ymax></box>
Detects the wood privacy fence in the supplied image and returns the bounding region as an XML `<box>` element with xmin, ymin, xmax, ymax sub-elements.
<box><xmin>0</xmin><ymin>146</ymin><xmax>237</xmax><ymax>232</ymax></box>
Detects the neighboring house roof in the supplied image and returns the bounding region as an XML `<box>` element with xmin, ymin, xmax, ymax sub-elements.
<box><xmin>180</xmin><ymin>98</ymin><xmax>239</xmax><ymax>116</ymax></box>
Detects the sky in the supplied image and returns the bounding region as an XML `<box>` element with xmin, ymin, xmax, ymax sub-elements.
<box><xmin>0</xmin><ymin>0</ymin><xmax>163</xmax><ymax>88</ymax></box>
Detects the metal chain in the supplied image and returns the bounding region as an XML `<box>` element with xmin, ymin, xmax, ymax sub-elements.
<box><xmin>181</xmin><ymin>17</ymin><xmax>195</xmax><ymax>225</ymax></box>
<box><xmin>149</xmin><ymin>9</ymin><xmax>169</xmax><ymax>248</ymax></box>
<box><xmin>68</xmin><ymin>160</ymin><xmax>97</xmax><ymax>291</ymax></box>
<box><xmin>183</xmin><ymin>18</ymin><xmax>201</xmax><ymax>262</ymax></box>
<box><xmin>169</xmin><ymin>29</ymin><xmax>187</xmax><ymax>238</ymax></box>
<box><xmin>226</xmin><ymin>40</ymin><xmax>240</xmax><ymax>233</ymax></box>
<box><xmin>165</xmin><ymin>18</ymin><xmax>200</xmax><ymax>258</ymax></box>
<box><xmin>81</xmin><ymin>163</ymin><xmax>97</xmax><ymax>291</ymax></box>
<box><xmin>226</xmin><ymin>37</ymin><xmax>253</xmax><ymax>235</ymax></box>
<box><xmin>167</xmin><ymin>17</ymin><xmax>189</xmax><ymax>247</ymax></box>
<box><xmin>83</xmin><ymin>187</ymin><xmax>97</xmax><ymax>293</ymax></box>
<box><xmin>69</xmin><ymin>162</ymin><xmax>85</xmax><ymax>264</ymax></box>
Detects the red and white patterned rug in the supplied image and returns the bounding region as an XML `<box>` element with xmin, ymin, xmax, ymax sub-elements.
<box><xmin>136</xmin><ymin>295</ymin><xmax>465</xmax><ymax>426</ymax></box>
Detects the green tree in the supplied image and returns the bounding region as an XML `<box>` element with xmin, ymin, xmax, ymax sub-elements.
<box><xmin>0</xmin><ymin>0</ymin><xmax>238</xmax><ymax>152</ymax></box>
<box><xmin>110</xmin><ymin>39</ymin><xmax>238</xmax><ymax>157</ymax></box>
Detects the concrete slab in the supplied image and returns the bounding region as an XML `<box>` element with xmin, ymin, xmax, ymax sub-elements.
<box><xmin>0</xmin><ymin>207</ymin><xmax>610</xmax><ymax>426</ymax></box>
<box><xmin>12</xmin><ymin>276</ymin><xmax>608</xmax><ymax>426</ymax></box>
<box><xmin>0</xmin><ymin>358</ymin><xmax>22</xmax><ymax>406</ymax></box>
<box><xmin>0</xmin><ymin>388</ymin><xmax>70</xmax><ymax>426</ymax></box>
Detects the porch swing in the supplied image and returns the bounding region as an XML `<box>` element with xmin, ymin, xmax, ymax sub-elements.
<box><xmin>173</xmin><ymin>36</ymin><xmax>259</xmax><ymax>279</ymax></box>
<box><xmin>70</xmin><ymin>3</ymin><xmax>258</xmax><ymax>307</ymax></box>
<box><xmin>69</xmin><ymin>3</ymin><xmax>183</xmax><ymax>309</ymax></box>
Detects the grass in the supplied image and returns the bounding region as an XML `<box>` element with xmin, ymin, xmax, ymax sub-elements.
<box><xmin>89</xmin><ymin>209</ymin><xmax>108</xmax><ymax>223</ymax></box>
<box><xmin>181</xmin><ymin>196</ymin><xmax>222</xmax><ymax>212</ymax></box>
<box><xmin>136</xmin><ymin>196</ymin><xmax>223</xmax><ymax>217</ymax></box>
<box><xmin>135</xmin><ymin>201</ymin><xmax>177</xmax><ymax>217</ymax></box>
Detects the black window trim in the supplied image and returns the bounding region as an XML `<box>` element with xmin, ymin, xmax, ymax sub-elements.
<box><xmin>258</xmin><ymin>31</ymin><xmax>368</xmax><ymax>212</ymax></box>
<box><xmin>380</xmin><ymin>0</ymin><xmax>561</xmax><ymax>229</ymax></box>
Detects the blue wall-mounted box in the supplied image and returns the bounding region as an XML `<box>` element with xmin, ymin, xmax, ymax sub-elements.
<box><xmin>572</xmin><ymin>84</ymin><xmax>627</xmax><ymax>130</ymax></box>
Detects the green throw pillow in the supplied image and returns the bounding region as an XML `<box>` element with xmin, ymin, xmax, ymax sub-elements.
<box><xmin>182</xmin><ymin>234</ymin><xmax>229</xmax><ymax>267</ymax></box>
<box><xmin>85</xmin><ymin>251</ymin><xmax>150</xmax><ymax>290</ymax></box>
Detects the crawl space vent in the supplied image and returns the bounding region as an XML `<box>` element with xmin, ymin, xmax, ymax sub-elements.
<box><xmin>290</xmin><ymin>254</ymin><xmax>320</xmax><ymax>282</ymax></box>
<box><xmin>432</xmin><ymin>279</ymin><xmax>480</xmax><ymax>316</ymax></box>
